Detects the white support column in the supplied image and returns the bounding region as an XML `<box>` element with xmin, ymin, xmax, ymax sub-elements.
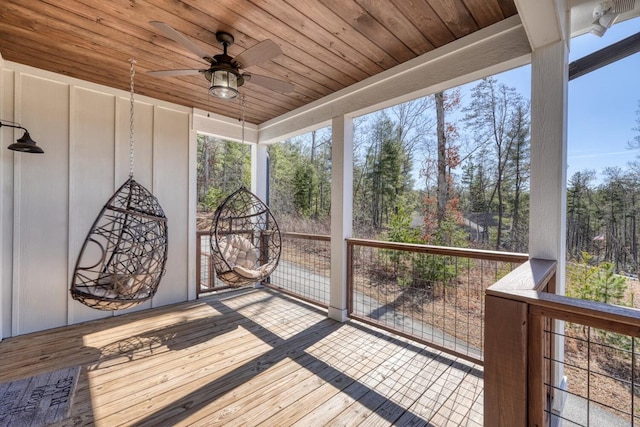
<box><xmin>0</xmin><ymin>54</ymin><xmax>7</xmax><ymax>341</ymax></box>
<box><xmin>252</xmin><ymin>144</ymin><xmax>269</xmax><ymax>203</ymax></box>
<box><xmin>530</xmin><ymin>40</ymin><xmax>568</xmax><ymax>289</ymax></box>
<box><xmin>252</xmin><ymin>143</ymin><xmax>269</xmax><ymax>289</ymax></box>
<box><xmin>329</xmin><ymin>115</ymin><xmax>353</xmax><ymax>322</ymax></box>
<box><xmin>529</xmin><ymin>37</ymin><xmax>569</xmax><ymax>414</ymax></box>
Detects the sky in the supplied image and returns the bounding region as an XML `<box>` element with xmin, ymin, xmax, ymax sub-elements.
<box><xmin>347</xmin><ymin>16</ymin><xmax>640</xmax><ymax>190</ymax></box>
<box><xmin>493</xmin><ymin>17</ymin><xmax>640</xmax><ymax>182</ymax></box>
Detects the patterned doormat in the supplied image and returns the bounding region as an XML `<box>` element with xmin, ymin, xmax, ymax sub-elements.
<box><xmin>0</xmin><ymin>366</ymin><xmax>80</xmax><ymax>427</ymax></box>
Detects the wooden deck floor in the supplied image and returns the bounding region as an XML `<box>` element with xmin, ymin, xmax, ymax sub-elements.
<box><xmin>0</xmin><ymin>288</ymin><xmax>484</xmax><ymax>426</ymax></box>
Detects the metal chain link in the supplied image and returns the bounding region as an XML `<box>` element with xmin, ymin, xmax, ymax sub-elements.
<box><xmin>129</xmin><ymin>59</ymin><xmax>136</xmax><ymax>178</ymax></box>
<box><xmin>241</xmin><ymin>94</ymin><xmax>246</xmax><ymax>145</ymax></box>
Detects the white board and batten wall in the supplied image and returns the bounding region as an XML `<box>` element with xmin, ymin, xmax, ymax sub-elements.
<box><xmin>0</xmin><ymin>57</ymin><xmax>197</xmax><ymax>338</ymax></box>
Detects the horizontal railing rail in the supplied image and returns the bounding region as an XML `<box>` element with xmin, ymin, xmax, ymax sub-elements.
<box><xmin>490</xmin><ymin>289</ymin><xmax>640</xmax><ymax>335</ymax></box>
<box><xmin>347</xmin><ymin>238</ymin><xmax>528</xmax><ymax>364</ymax></box>
<box><xmin>346</xmin><ymin>238</ymin><xmax>530</xmax><ymax>262</ymax></box>
<box><xmin>280</xmin><ymin>231</ymin><xmax>331</xmax><ymax>242</ymax></box>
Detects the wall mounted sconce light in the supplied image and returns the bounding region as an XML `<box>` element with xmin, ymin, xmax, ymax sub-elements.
<box><xmin>0</xmin><ymin>120</ymin><xmax>44</xmax><ymax>154</ymax></box>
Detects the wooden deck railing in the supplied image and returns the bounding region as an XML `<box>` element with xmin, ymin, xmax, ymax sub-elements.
<box><xmin>265</xmin><ymin>232</ymin><xmax>331</xmax><ymax>308</ymax></box>
<box><xmin>197</xmin><ymin>230</ymin><xmax>332</xmax><ymax>301</ymax></box>
<box><xmin>485</xmin><ymin>259</ymin><xmax>640</xmax><ymax>426</ymax></box>
<box><xmin>196</xmin><ymin>230</ymin><xmax>232</xmax><ymax>295</ymax></box>
<box><xmin>346</xmin><ymin>238</ymin><xmax>528</xmax><ymax>364</ymax></box>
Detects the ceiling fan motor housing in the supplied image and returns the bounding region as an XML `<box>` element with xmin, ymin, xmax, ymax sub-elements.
<box><xmin>147</xmin><ymin>22</ymin><xmax>293</xmax><ymax>96</ymax></box>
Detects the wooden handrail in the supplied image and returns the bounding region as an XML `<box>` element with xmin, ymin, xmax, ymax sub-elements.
<box><xmin>347</xmin><ymin>237</ymin><xmax>529</xmax><ymax>263</ymax></box>
<box><xmin>282</xmin><ymin>231</ymin><xmax>330</xmax><ymax>241</ymax></box>
<box><xmin>498</xmin><ymin>289</ymin><xmax>640</xmax><ymax>336</ymax></box>
<box><xmin>487</xmin><ymin>258</ymin><xmax>640</xmax><ymax>336</ymax></box>
<box><xmin>487</xmin><ymin>258</ymin><xmax>557</xmax><ymax>293</ymax></box>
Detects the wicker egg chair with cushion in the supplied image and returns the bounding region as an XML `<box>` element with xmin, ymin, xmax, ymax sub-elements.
<box><xmin>210</xmin><ymin>186</ymin><xmax>281</xmax><ymax>287</ymax></box>
<box><xmin>70</xmin><ymin>177</ymin><xmax>168</xmax><ymax>310</ymax></box>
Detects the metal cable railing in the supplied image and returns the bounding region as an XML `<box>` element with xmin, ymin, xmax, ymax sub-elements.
<box><xmin>196</xmin><ymin>231</ymin><xmax>230</xmax><ymax>295</ymax></box>
<box><xmin>542</xmin><ymin>305</ymin><xmax>640</xmax><ymax>426</ymax></box>
<box><xmin>347</xmin><ymin>238</ymin><xmax>528</xmax><ymax>364</ymax></box>
<box><xmin>265</xmin><ymin>232</ymin><xmax>331</xmax><ymax>308</ymax></box>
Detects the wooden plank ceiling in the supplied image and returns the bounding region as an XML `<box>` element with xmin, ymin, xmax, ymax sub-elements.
<box><xmin>0</xmin><ymin>0</ymin><xmax>518</xmax><ymax>125</ymax></box>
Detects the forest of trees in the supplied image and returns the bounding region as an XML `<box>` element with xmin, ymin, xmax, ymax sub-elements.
<box><xmin>260</xmin><ymin>77</ymin><xmax>533</xmax><ymax>252</ymax></box>
<box><xmin>197</xmin><ymin>134</ymin><xmax>251</xmax><ymax>212</ymax></box>
<box><xmin>197</xmin><ymin>78</ymin><xmax>640</xmax><ymax>275</ymax></box>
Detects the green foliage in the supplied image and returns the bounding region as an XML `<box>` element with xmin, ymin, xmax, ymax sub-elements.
<box><xmin>267</xmin><ymin>129</ymin><xmax>332</xmax><ymax>222</ymax></box>
<box><xmin>377</xmin><ymin>206</ymin><xmax>457</xmax><ymax>291</ymax></box>
<box><xmin>567</xmin><ymin>252</ymin><xmax>628</xmax><ymax>305</ymax></box>
<box><xmin>567</xmin><ymin>252</ymin><xmax>633</xmax><ymax>353</ymax></box>
<box><xmin>398</xmin><ymin>253</ymin><xmax>457</xmax><ymax>294</ymax></box>
<box><xmin>203</xmin><ymin>187</ymin><xmax>227</xmax><ymax>213</ymax></box>
<box><xmin>384</xmin><ymin>207</ymin><xmax>423</xmax><ymax>244</ymax></box>
<box><xmin>293</xmin><ymin>162</ymin><xmax>317</xmax><ymax>216</ymax></box>
<box><xmin>354</xmin><ymin>112</ymin><xmax>415</xmax><ymax>232</ymax></box>
<box><xmin>594</xmin><ymin>263</ymin><xmax>628</xmax><ymax>305</ymax></box>
<box><xmin>378</xmin><ymin>207</ymin><xmax>423</xmax><ymax>271</ymax></box>
<box><xmin>430</xmin><ymin>215</ymin><xmax>467</xmax><ymax>248</ymax></box>
<box><xmin>196</xmin><ymin>135</ymin><xmax>250</xmax><ymax>212</ymax></box>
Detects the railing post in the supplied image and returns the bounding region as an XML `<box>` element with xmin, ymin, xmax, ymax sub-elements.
<box><xmin>346</xmin><ymin>240</ymin><xmax>353</xmax><ymax>314</ymax></box>
<box><xmin>485</xmin><ymin>259</ymin><xmax>557</xmax><ymax>426</ymax></box>
<box><xmin>484</xmin><ymin>294</ymin><xmax>528</xmax><ymax>426</ymax></box>
<box><xmin>528</xmin><ymin>311</ymin><xmax>547</xmax><ymax>427</ymax></box>
<box><xmin>208</xmin><ymin>252</ymin><xmax>215</xmax><ymax>289</ymax></box>
<box><xmin>196</xmin><ymin>231</ymin><xmax>202</xmax><ymax>297</ymax></box>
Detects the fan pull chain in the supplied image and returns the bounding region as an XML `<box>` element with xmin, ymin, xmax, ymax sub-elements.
<box><xmin>128</xmin><ymin>59</ymin><xmax>136</xmax><ymax>178</ymax></box>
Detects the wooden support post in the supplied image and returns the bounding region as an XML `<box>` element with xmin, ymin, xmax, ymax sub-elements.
<box><xmin>195</xmin><ymin>232</ymin><xmax>202</xmax><ymax>297</ymax></box>
<box><xmin>484</xmin><ymin>295</ymin><xmax>528</xmax><ymax>426</ymax></box>
<box><xmin>528</xmin><ymin>312</ymin><xmax>547</xmax><ymax>427</ymax></box>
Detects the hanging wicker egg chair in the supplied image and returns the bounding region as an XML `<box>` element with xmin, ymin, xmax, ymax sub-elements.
<box><xmin>210</xmin><ymin>186</ymin><xmax>281</xmax><ymax>287</ymax></box>
<box><xmin>70</xmin><ymin>177</ymin><xmax>168</xmax><ymax>310</ymax></box>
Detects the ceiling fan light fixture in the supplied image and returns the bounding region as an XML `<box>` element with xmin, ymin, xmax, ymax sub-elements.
<box><xmin>210</xmin><ymin>70</ymin><xmax>239</xmax><ymax>99</ymax></box>
<box><xmin>148</xmin><ymin>24</ymin><xmax>293</xmax><ymax>98</ymax></box>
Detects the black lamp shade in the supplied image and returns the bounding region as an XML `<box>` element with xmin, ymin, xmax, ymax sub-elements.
<box><xmin>8</xmin><ymin>131</ymin><xmax>44</xmax><ymax>154</ymax></box>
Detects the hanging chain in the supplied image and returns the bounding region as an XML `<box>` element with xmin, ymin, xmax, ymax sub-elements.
<box><xmin>240</xmin><ymin>94</ymin><xmax>246</xmax><ymax>145</ymax></box>
<box><xmin>128</xmin><ymin>59</ymin><xmax>136</xmax><ymax>178</ymax></box>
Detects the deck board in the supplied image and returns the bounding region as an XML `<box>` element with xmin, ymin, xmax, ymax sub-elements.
<box><xmin>0</xmin><ymin>288</ymin><xmax>484</xmax><ymax>426</ymax></box>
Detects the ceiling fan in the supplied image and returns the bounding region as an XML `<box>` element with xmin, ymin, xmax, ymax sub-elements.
<box><xmin>148</xmin><ymin>21</ymin><xmax>294</xmax><ymax>100</ymax></box>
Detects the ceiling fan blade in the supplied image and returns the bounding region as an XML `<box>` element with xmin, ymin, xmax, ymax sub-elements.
<box><xmin>244</xmin><ymin>74</ymin><xmax>295</xmax><ymax>94</ymax></box>
<box><xmin>233</xmin><ymin>40</ymin><xmax>282</xmax><ymax>69</ymax></box>
<box><xmin>150</xmin><ymin>21</ymin><xmax>212</xmax><ymax>62</ymax></box>
<box><xmin>147</xmin><ymin>69</ymin><xmax>204</xmax><ymax>77</ymax></box>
